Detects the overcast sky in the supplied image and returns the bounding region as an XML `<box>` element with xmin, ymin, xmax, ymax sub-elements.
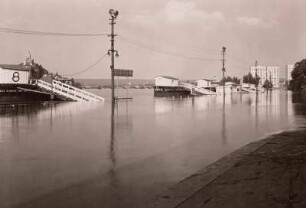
<box><xmin>0</xmin><ymin>0</ymin><xmax>305</xmax><ymax>79</ymax></box>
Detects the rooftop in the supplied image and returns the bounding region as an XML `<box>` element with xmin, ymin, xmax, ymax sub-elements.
<box><xmin>0</xmin><ymin>64</ymin><xmax>31</xmax><ymax>71</ymax></box>
<box><xmin>158</xmin><ymin>76</ymin><xmax>179</xmax><ymax>80</ymax></box>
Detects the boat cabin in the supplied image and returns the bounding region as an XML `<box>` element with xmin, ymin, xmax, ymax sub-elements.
<box><xmin>0</xmin><ymin>64</ymin><xmax>31</xmax><ymax>85</ymax></box>
<box><xmin>155</xmin><ymin>76</ymin><xmax>179</xmax><ymax>87</ymax></box>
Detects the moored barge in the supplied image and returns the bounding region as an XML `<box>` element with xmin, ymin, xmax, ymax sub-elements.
<box><xmin>154</xmin><ymin>76</ymin><xmax>191</xmax><ymax>97</ymax></box>
<box><xmin>0</xmin><ymin>57</ymin><xmax>56</xmax><ymax>104</ymax></box>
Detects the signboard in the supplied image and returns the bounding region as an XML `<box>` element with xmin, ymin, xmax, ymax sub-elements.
<box><xmin>0</xmin><ymin>68</ymin><xmax>30</xmax><ymax>84</ymax></box>
<box><xmin>114</xmin><ymin>69</ymin><xmax>133</xmax><ymax>77</ymax></box>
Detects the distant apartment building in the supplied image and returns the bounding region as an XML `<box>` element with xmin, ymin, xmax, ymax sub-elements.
<box><xmin>286</xmin><ymin>64</ymin><xmax>294</xmax><ymax>81</ymax></box>
<box><xmin>250</xmin><ymin>66</ymin><xmax>280</xmax><ymax>88</ymax></box>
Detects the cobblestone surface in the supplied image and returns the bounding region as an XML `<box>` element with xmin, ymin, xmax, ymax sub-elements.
<box><xmin>145</xmin><ymin>131</ymin><xmax>306</xmax><ymax>208</ymax></box>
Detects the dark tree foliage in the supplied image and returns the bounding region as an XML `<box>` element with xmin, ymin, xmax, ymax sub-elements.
<box><xmin>220</xmin><ymin>76</ymin><xmax>240</xmax><ymax>84</ymax></box>
<box><xmin>242</xmin><ymin>73</ymin><xmax>260</xmax><ymax>85</ymax></box>
<box><xmin>263</xmin><ymin>80</ymin><xmax>273</xmax><ymax>89</ymax></box>
<box><xmin>288</xmin><ymin>59</ymin><xmax>306</xmax><ymax>92</ymax></box>
<box><xmin>30</xmin><ymin>62</ymin><xmax>49</xmax><ymax>79</ymax></box>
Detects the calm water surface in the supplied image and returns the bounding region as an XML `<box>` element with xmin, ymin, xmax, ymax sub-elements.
<box><xmin>0</xmin><ymin>89</ymin><xmax>305</xmax><ymax>208</ymax></box>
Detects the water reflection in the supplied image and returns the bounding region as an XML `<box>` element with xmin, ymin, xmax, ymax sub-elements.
<box><xmin>108</xmin><ymin>99</ymin><xmax>133</xmax><ymax>187</ymax></box>
<box><xmin>153</xmin><ymin>92</ymin><xmax>284</xmax><ymax>113</ymax></box>
<box><xmin>0</xmin><ymin>102</ymin><xmax>102</xmax><ymax>121</ymax></box>
<box><xmin>153</xmin><ymin>90</ymin><xmax>299</xmax><ymax>146</ymax></box>
<box><xmin>291</xmin><ymin>93</ymin><xmax>306</xmax><ymax>127</ymax></box>
<box><xmin>291</xmin><ymin>92</ymin><xmax>306</xmax><ymax>104</ymax></box>
<box><xmin>0</xmin><ymin>90</ymin><xmax>303</xmax><ymax>208</ymax></box>
<box><xmin>109</xmin><ymin>99</ymin><xmax>117</xmax><ymax>189</ymax></box>
<box><xmin>110</xmin><ymin>100</ymin><xmax>116</xmax><ymax>169</ymax></box>
<box><xmin>222</xmin><ymin>95</ymin><xmax>227</xmax><ymax>145</ymax></box>
<box><xmin>0</xmin><ymin>102</ymin><xmax>102</xmax><ymax>144</ymax></box>
<box><xmin>255</xmin><ymin>92</ymin><xmax>259</xmax><ymax>127</ymax></box>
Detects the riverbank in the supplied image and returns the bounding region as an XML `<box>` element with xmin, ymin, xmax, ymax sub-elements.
<box><xmin>145</xmin><ymin>130</ymin><xmax>306</xmax><ymax>208</ymax></box>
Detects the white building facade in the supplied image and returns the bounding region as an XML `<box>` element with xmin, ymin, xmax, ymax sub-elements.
<box><xmin>250</xmin><ymin>66</ymin><xmax>280</xmax><ymax>88</ymax></box>
<box><xmin>0</xmin><ymin>66</ymin><xmax>30</xmax><ymax>85</ymax></box>
<box><xmin>155</xmin><ymin>76</ymin><xmax>179</xmax><ymax>87</ymax></box>
<box><xmin>286</xmin><ymin>64</ymin><xmax>294</xmax><ymax>81</ymax></box>
<box><xmin>197</xmin><ymin>79</ymin><xmax>213</xmax><ymax>88</ymax></box>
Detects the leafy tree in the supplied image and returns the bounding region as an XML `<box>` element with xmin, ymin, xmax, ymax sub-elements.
<box><xmin>220</xmin><ymin>76</ymin><xmax>240</xmax><ymax>84</ymax></box>
<box><xmin>288</xmin><ymin>59</ymin><xmax>306</xmax><ymax>92</ymax></box>
<box><xmin>263</xmin><ymin>80</ymin><xmax>273</xmax><ymax>89</ymax></box>
<box><xmin>243</xmin><ymin>73</ymin><xmax>260</xmax><ymax>85</ymax></box>
<box><xmin>30</xmin><ymin>62</ymin><xmax>48</xmax><ymax>79</ymax></box>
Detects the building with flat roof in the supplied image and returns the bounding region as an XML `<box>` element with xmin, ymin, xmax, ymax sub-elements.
<box><xmin>155</xmin><ymin>76</ymin><xmax>179</xmax><ymax>87</ymax></box>
<box><xmin>250</xmin><ymin>66</ymin><xmax>280</xmax><ymax>88</ymax></box>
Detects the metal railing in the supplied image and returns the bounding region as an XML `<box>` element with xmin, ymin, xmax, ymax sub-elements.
<box><xmin>37</xmin><ymin>79</ymin><xmax>104</xmax><ymax>102</ymax></box>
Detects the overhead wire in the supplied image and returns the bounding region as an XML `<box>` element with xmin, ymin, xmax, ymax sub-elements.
<box><xmin>0</xmin><ymin>26</ymin><xmax>252</xmax><ymax>76</ymax></box>
<box><xmin>63</xmin><ymin>53</ymin><xmax>108</xmax><ymax>77</ymax></box>
<box><xmin>118</xmin><ymin>36</ymin><xmax>220</xmax><ymax>62</ymax></box>
<box><xmin>119</xmin><ymin>35</ymin><xmax>252</xmax><ymax>77</ymax></box>
<box><xmin>0</xmin><ymin>27</ymin><xmax>109</xmax><ymax>76</ymax></box>
<box><xmin>0</xmin><ymin>27</ymin><xmax>108</xmax><ymax>37</ymax></box>
<box><xmin>119</xmin><ymin>24</ymin><xmax>220</xmax><ymax>55</ymax></box>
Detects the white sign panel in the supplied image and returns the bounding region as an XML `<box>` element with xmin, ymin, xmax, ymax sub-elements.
<box><xmin>0</xmin><ymin>68</ymin><xmax>30</xmax><ymax>84</ymax></box>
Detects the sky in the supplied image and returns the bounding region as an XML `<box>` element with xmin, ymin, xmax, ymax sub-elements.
<box><xmin>0</xmin><ymin>0</ymin><xmax>305</xmax><ymax>80</ymax></box>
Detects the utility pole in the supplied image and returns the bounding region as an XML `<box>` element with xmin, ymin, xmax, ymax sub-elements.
<box><xmin>255</xmin><ymin>60</ymin><xmax>258</xmax><ymax>92</ymax></box>
<box><xmin>108</xmin><ymin>9</ymin><xmax>119</xmax><ymax>102</ymax></box>
<box><xmin>222</xmin><ymin>47</ymin><xmax>226</xmax><ymax>97</ymax></box>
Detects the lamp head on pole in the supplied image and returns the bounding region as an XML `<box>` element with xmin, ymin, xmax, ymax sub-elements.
<box><xmin>222</xmin><ymin>46</ymin><xmax>226</xmax><ymax>53</ymax></box>
<box><xmin>109</xmin><ymin>9</ymin><xmax>119</xmax><ymax>19</ymax></box>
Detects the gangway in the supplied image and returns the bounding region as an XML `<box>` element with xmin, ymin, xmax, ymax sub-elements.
<box><xmin>36</xmin><ymin>79</ymin><xmax>104</xmax><ymax>102</ymax></box>
<box><xmin>180</xmin><ymin>82</ymin><xmax>216</xmax><ymax>95</ymax></box>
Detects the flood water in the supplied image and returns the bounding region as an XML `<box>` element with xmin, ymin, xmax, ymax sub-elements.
<box><xmin>0</xmin><ymin>89</ymin><xmax>306</xmax><ymax>208</ymax></box>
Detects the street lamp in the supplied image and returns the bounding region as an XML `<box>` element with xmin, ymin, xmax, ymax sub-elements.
<box><xmin>109</xmin><ymin>9</ymin><xmax>119</xmax><ymax>19</ymax></box>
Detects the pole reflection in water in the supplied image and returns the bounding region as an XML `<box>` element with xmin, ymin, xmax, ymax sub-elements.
<box><xmin>255</xmin><ymin>91</ymin><xmax>258</xmax><ymax>127</ymax></box>
<box><xmin>109</xmin><ymin>99</ymin><xmax>117</xmax><ymax>185</ymax></box>
<box><xmin>108</xmin><ymin>99</ymin><xmax>133</xmax><ymax>189</ymax></box>
<box><xmin>222</xmin><ymin>94</ymin><xmax>227</xmax><ymax>145</ymax></box>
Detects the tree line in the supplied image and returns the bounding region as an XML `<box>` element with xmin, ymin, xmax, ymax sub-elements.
<box><xmin>288</xmin><ymin>58</ymin><xmax>306</xmax><ymax>92</ymax></box>
<box><xmin>221</xmin><ymin>73</ymin><xmax>273</xmax><ymax>89</ymax></box>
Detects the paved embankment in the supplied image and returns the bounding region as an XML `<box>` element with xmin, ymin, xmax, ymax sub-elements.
<box><xmin>145</xmin><ymin>130</ymin><xmax>306</xmax><ymax>208</ymax></box>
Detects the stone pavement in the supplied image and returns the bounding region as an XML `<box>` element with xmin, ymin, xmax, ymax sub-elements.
<box><xmin>145</xmin><ymin>130</ymin><xmax>306</xmax><ymax>208</ymax></box>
